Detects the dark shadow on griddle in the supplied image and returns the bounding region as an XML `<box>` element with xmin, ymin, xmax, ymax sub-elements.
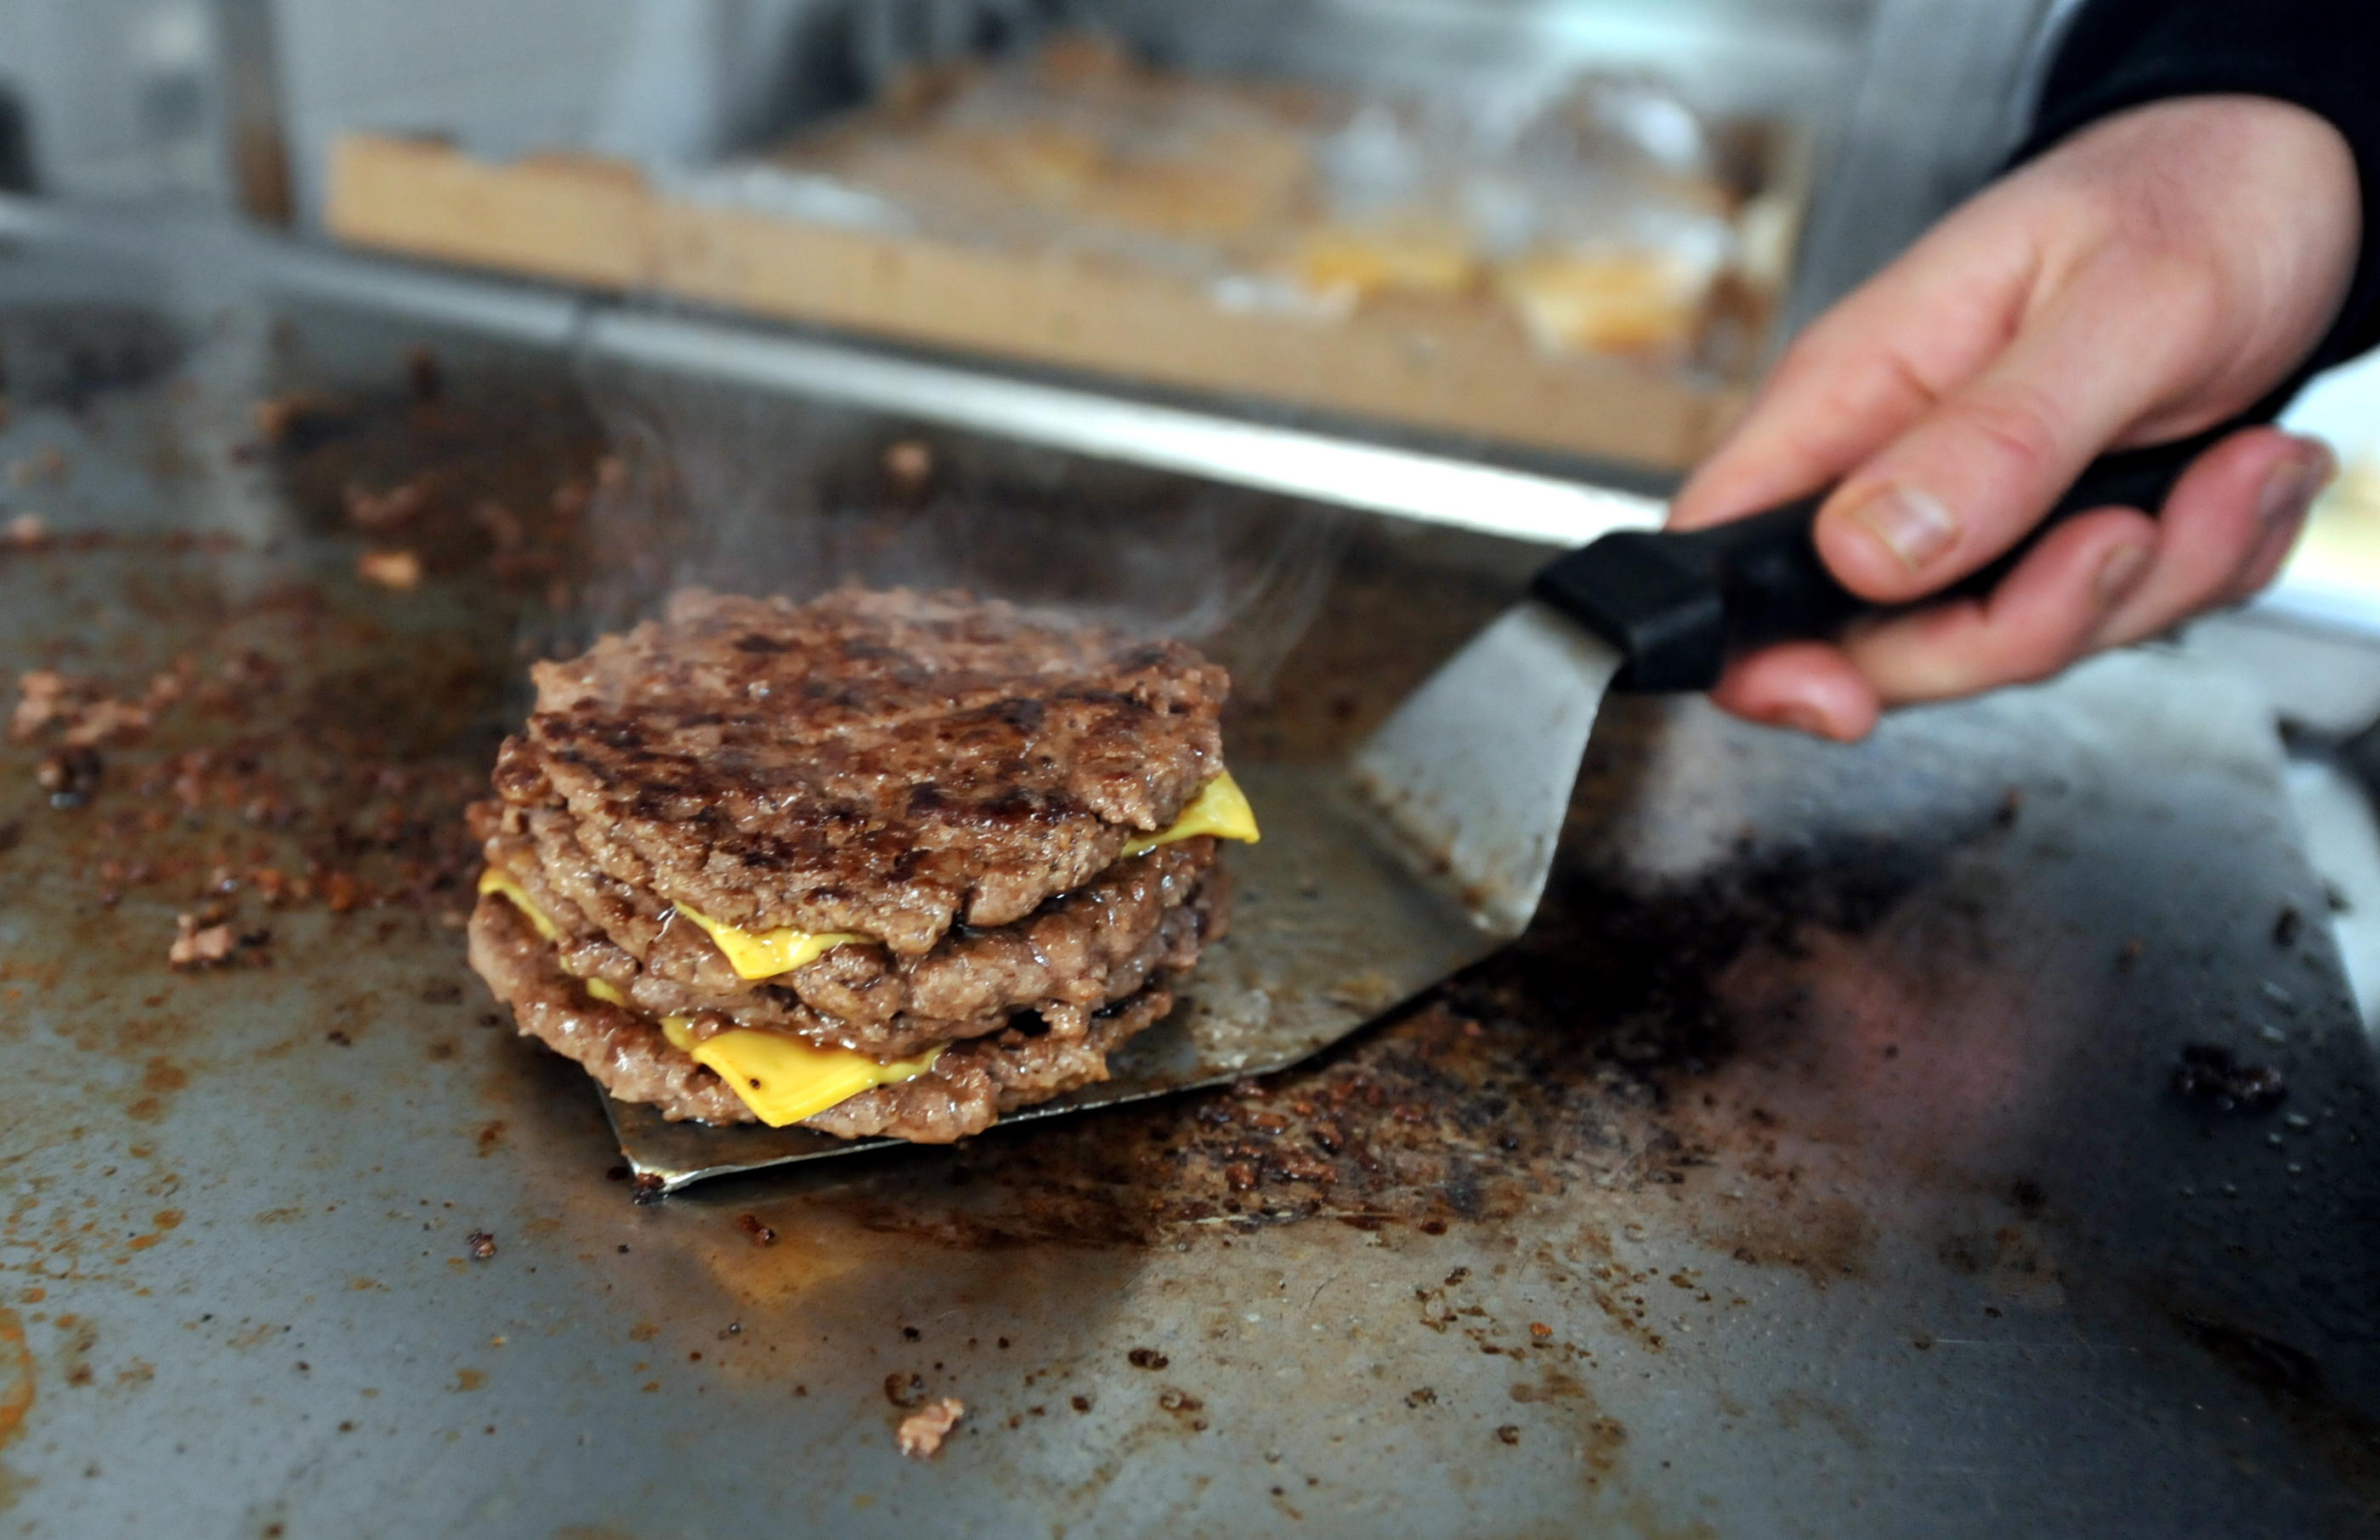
<box><xmin>0</xmin><ymin>301</ymin><xmax>186</xmax><ymax>411</ymax></box>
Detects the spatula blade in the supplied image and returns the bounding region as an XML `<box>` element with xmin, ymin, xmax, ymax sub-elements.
<box><xmin>1349</xmin><ymin>600</ymin><xmax>1619</xmax><ymax>938</ymax></box>
<box><xmin>605</xmin><ymin>603</ymin><xmax>1617</xmax><ymax>1190</ymax></box>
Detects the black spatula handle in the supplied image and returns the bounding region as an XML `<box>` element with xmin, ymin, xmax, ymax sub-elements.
<box><xmin>1533</xmin><ymin>421</ymin><xmax>2250</xmax><ymax>692</ymax></box>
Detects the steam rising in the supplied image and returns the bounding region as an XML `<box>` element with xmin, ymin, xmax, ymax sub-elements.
<box><xmin>573</xmin><ymin>360</ymin><xmax>1351</xmax><ymax>696</ymax></box>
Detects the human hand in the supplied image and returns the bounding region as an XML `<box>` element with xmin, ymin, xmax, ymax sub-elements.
<box><xmin>1673</xmin><ymin>94</ymin><xmax>2358</xmax><ymax>739</ymax></box>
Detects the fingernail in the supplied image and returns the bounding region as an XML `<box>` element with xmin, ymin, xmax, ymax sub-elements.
<box><xmin>1842</xmin><ymin>484</ymin><xmax>1959</xmax><ymax>570</ymax></box>
<box><xmin>2094</xmin><ymin>541</ymin><xmax>2151</xmax><ymax>611</ymax></box>
<box><xmin>2259</xmin><ymin>441</ymin><xmax>2337</xmax><ymax>527</ymax></box>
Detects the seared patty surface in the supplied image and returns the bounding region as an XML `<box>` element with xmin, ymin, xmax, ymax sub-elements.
<box><xmin>500</xmin><ymin>588</ymin><xmax>1227</xmax><ymax>954</ymax></box>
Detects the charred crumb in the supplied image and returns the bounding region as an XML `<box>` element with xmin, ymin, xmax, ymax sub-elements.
<box><xmin>1994</xmin><ymin>788</ymin><xmax>2022</xmax><ymax>828</ymax></box>
<box><xmin>37</xmin><ymin>745</ymin><xmax>103</xmax><ymax>807</ymax></box>
<box><xmin>2273</xmin><ymin>906</ymin><xmax>2302</xmax><ymax>948</ymax></box>
<box><xmin>1127</xmin><ymin>1348</ymin><xmax>1170</xmax><ymax>1370</ymax></box>
<box><xmin>464</xmin><ymin>1230</ymin><xmax>496</xmax><ymax>1260</ymax></box>
<box><xmin>405</xmin><ymin>346</ymin><xmax>443</xmax><ymax>404</ymax></box>
<box><xmin>252</xmin><ymin>391</ymin><xmax>354</xmax><ymax>450</ymax></box>
<box><xmin>2173</xmin><ymin>1044</ymin><xmax>2286</xmax><ymax>1112</ymax></box>
<box><xmin>629</xmin><ymin>1174</ymin><xmax>666</xmax><ymax>1205</ymax></box>
<box><xmin>604</xmin><ymin>1165</ymin><xmax>630</xmax><ymax>1182</ymax></box>
<box><xmin>734</xmin><ymin>1213</ymin><xmax>778</xmax><ymax>1247</ymax></box>
<box><xmin>1495</xmin><ymin>1425</ymin><xmax>1520</xmax><ymax>1445</ymax></box>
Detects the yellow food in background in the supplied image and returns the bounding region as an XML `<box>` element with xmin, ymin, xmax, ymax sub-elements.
<box><xmin>1292</xmin><ymin>223</ymin><xmax>1479</xmax><ymax>302</ymax></box>
<box><xmin>1496</xmin><ymin>252</ymin><xmax>1706</xmax><ymax>356</ymax></box>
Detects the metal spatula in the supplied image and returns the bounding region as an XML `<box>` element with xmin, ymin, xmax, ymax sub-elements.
<box><xmin>611</xmin><ymin>435</ymin><xmax>2220</xmax><ymax>1189</ymax></box>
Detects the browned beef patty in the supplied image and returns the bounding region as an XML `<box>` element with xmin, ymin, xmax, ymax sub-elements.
<box><xmin>484</xmin><ymin>805</ymin><xmax>1226</xmax><ymax>1054</ymax></box>
<box><xmin>468</xmin><ymin>894</ymin><xmax>1177</xmax><ymax>1141</ymax></box>
<box><xmin>502</xmin><ymin>588</ymin><xmax>1227</xmax><ymax>954</ymax></box>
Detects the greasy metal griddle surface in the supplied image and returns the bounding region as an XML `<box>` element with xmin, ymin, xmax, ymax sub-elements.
<box><xmin>3</xmin><ymin>244</ymin><xmax>2379</xmax><ymax>1539</ymax></box>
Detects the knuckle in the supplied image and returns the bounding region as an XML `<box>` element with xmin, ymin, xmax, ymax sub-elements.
<box><xmin>1777</xmin><ymin>337</ymin><xmax>1941</xmax><ymax>425</ymax></box>
<box><xmin>1949</xmin><ymin>381</ymin><xmax>2066</xmax><ymax>487</ymax></box>
<box><xmin>2124</xmin><ymin>250</ymin><xmax>2228</xmax><ymax>337</ymax></box>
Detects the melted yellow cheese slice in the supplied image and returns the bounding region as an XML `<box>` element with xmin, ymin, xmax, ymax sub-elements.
<box><xmin>478</xmin><ymin>869</ymin><xmax>560</xmax><ymax>943</ymax></box>
<box><xmin>1123</xmin><ymin>770</ymin><xmax>1261</xmax><ymax>858</ymax></box>
<box><xmin>673</xmin><ymin>903</ymin><xmax>870</xmax><ymax>983</ymax></box>
<box><xmin>659</xmin><ymin>1016</ymin><xmax>941</xmax><ymax>1128</ymax></box>
<box><xmin>481</xmin><ymin>864</ymin><xmax>937</xmax><ymax>1125</ymax></box>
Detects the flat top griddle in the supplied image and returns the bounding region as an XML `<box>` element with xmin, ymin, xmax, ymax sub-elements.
<box><xmin>1</xmin><ymin>224</ymin><xmax>2377</xmax><ymax>1539</ymax></box>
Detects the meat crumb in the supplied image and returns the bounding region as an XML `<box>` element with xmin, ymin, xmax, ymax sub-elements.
<box><xmin>252</xmin><ymin>392</ymin><xmax>348</xmax><ymax>445</ymax></box>
<box><xmin>36</xmin><ymin>745</ymin><xmax>104</xmax><ymax>807</ymax></box>
<box><xmin>405</xmin><ymin>346</ymin><xmax>444</xmax><ymax>403</ymax></box>
<box><xmin>356</xmin><ymin>549</ymin><xmax>423</xmax><ymax>591</ymax></box>
<box><xmin>733</xmin><ymin>1213</ymin><xmax>777</xmax><ymax>1247</ymax></box>
<box><xmin>896</xmin><ymin>1397</ymin><xmax>964</xmax><ymax>1458</ymax></box>
<box><xmin>14</xmin><ymin>671</ymin><xmax>153</xmax><ymax>748</ymax></box>
<box><xmin>2173</xmin><ymin>1043</ymin><xmax>2286</xmax><ymax>1111</ymax></box>
<box><xmin>168</xmin><ymin>914</ymin><xmax>235</xmax><ymax>969</ymax></box>
<box><xmin>464</xmin><ymin>1230</ymin><xmax>497</xmax><ymax>1260</ymax></box>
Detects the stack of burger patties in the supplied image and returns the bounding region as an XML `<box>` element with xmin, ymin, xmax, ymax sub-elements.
<box><xmin>465</xmin><ymin>588</ymin><xmax>1255</xmax><ymax>1142</ymax></box>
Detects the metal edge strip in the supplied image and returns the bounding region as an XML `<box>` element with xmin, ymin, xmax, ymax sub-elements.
<box><xmin>581</xmin><ymin>308</ymin><xmax>1662</xmax><ymax>546</ymax></box>
<box><xmin>0</xmin><ymin>200</ymin><xmax>1663</xmax><ymax>546</ymax></box>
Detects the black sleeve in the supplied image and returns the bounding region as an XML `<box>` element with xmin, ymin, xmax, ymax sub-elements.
<box><xmin>2014</xmin><ymin>0</ymin><xmax>2380</xmax><ymax>399</ymax></box>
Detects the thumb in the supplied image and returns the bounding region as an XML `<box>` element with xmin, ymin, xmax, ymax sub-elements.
<box><xmin>1810</xmin><ymin>258</ymin><xmax>2213</xmax><ymax>604</ymax></box>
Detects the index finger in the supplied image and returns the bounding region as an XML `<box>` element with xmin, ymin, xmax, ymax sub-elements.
<box><xmin>1672</xmin><ymin>194</ymin><xmax>2041</xmax><ymax>529</ymax></box>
